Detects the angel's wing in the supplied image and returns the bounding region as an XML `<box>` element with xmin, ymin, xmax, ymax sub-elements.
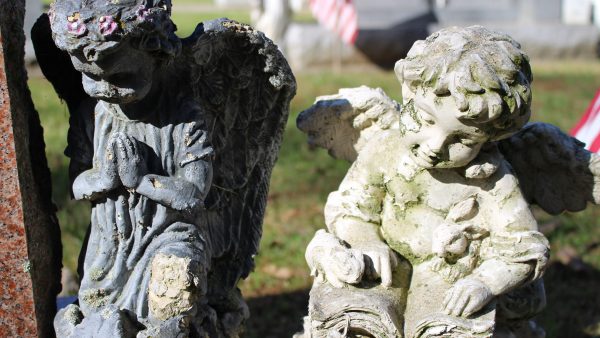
<box><xmin>297</xmin><ymin>86</ymin><xmax>401</xmax><ymax>162</ymax></box>
<box><xmin>31</xmin><ymin>14</ymin><xmax>88</xmax><ymax>114</ymax></box>
<box><xmin>32</xmin><ymin>14</ymin><xmax>97</xmax><ymax>189</ymax></box>
<box><xmin>180</xmin><ymin>19</ymin><xmax>296</xmax><ymax>293</ymax></box>
<box><xmin>498</xmin><ymin>122</ymin><xmax>600</xmax><ymax>215</ymax></box>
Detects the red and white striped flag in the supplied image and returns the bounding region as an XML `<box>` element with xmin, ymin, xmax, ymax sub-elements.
<box><xmin>309</xmin><ymin>0</ymin><xmax>358</xmax><ymax>45</ymax></box>
<box><xmin>572</xmin><ymin>89</ymin><xmax>600</xmax><ymax>152</ymax></box>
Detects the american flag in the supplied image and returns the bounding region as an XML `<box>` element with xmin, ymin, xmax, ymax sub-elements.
<box><xmin>309</xmin><ymin>0</ymin><xmax>358</xmax><ymax>45</ymax></box>
<box><xmin>571</xmin><ymin>89</ymin><xmax>600</xmax><ymax>152</ymax></box>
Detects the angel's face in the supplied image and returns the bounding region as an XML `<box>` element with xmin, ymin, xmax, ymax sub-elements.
<box><xmin>69</xmin><ymin>40</ymin><xmax>156</xmax><ymax>104</ymax></box>
<box><xmin>401</xmin><ymin>88</ymin><xmax>488</xmax><ymax>169</ymax></box>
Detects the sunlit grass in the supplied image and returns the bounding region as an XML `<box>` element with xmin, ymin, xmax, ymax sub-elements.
<box><xmin>171</xmin><ymin>9</ymin><xmax>315</xmax><ymax>38</ymax></box>
<box><xmin>172</xmin><ymin>11</ymin><xmax>252</xmax><ymax>37</ymax></box>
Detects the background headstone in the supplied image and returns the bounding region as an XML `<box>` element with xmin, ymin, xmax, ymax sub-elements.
<box><xmin>0</xmin><ymin>1</ymin><xmax>62</xmax><ymax>337</ymax></box>
<box><xmin>562</xmin><ymin>0</ymin><xmax>593</xmax><ymax>25</ymax></box>
<box><xmin>284</xmin><ymin>0</ymin><xmax>600</xmax><ymax>70</ymax></box>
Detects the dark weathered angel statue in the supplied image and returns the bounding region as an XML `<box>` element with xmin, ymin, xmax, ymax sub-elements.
<box><xmin>32</xmin><ymin>0</ymin><xmax>296</xmax><ymax>336</ymax></box>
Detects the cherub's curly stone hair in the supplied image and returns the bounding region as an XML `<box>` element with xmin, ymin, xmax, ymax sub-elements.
<box><xmin>395</xmin><ymin>26</ymin><xmax>533</xmax><ymax>140</ymax></box>
<box><xmin>49</xmin><ymin>0</ymin><xmax>181</xmax><ymax>60</ymax></box>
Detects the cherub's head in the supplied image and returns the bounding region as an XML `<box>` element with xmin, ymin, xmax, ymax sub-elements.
<box><xmin>49</xmin><ymin>0</ymin><xmax>180</xmax><ymax>103</ymax></box>
<box><xmin>394</xmin><ymin>26</ymin><xmax>532</xmax><ymax>169</ymax></box>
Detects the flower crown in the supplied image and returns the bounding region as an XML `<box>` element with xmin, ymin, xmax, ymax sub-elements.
<box><xmin>49</xmin><ymin>0</ymin><xmax>179</xmax><ymax>58</ymax></box>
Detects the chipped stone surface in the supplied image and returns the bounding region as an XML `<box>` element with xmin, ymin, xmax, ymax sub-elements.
<box><xmin>149</xmin><ymin>254</ymin><xmax>201</xmax><ymax>321</ymax></box>
<box><xmin>0</xmin><ymin>0</ymin><xmax>61</xmax><ymax>337</ymax></box>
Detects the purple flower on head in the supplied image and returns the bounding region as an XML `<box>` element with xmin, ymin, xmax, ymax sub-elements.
<box><xmin>99</xmin><ymin>15</ymin><xmax>119</xmax><ymax>36</ymax></box>
<box><xmin>67</xmin><ymin>13</ymin><xmax>87</xmax><ymax>36</ymax></box>
<box><xmin>136</xmin><ymin>5</ymin><xmax>149</xmax><ymax>21</ymax></box>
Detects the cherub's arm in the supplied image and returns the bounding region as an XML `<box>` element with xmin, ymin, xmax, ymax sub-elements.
<box><xmin>324</xmin><ymin>137</ymin><xmax>398</xmax><ymax>286</ymax></box>
<box><xmin>443</xmin><ymin>162</ymin><xmax>549</xmax><ymax>317</ymax></box>
<box><xmin>473</xmin><ymin>168</ymin><xmax>548</xmax><ymax>291</ymax></box>
<box><xmin>325</xmin><ymin>163</ymin><xmax>385</xmax><ymax>245</ymax></box>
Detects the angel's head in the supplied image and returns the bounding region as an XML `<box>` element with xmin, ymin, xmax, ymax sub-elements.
<box><xmin>394</xmin><ymin>26</ymin><xmax>532</xmax><ymax>169</ymax></box>
<box><xmin>48</xmin><ymin>0</ymin><xmax>181</xmax><ymax>103</ymax></box>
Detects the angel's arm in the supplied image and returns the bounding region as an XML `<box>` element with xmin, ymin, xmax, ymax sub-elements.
<box><xmin>470</xmin><ymin>170</ymin><xmax>549</xmax><ymax>295</ymax></box>
<box><xmin>69</xmin><ymin>101</ymin><xmax>120</xmax><ymax>201</ymax></box>
<box><xmin>136</xmin><ymin>159</ymin><xmax>213</xmax><ymax>212</ymax></box>
<box><xmin>325</xmin><ymin>137</ymin><xmax>399</xmax><ymax>286</ymax></box>
<box><xmin>72</xmin><ymin>167</ymin><xmax>119</xmax><ymax>201</ymax></box>
<box><xmin>325</xmin><ymin>146</ymin><xmax>385</xmax><ymax>243</ymax></box>
<box><xmin>135</xmin><ymin>123</ymin><xmax>214</xmax><ymax>212</ymax></box>
<box><xmin>443</xmin><ymin>162</ymin><xmax>549</xmax><ymax>317</ymax></box>
<box><xmin>326</xmin><ymin>165</ymin><xmax>385</xmax><ymax>245</ymax></box>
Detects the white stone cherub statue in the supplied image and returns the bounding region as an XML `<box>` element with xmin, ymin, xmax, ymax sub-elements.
<box><xmin>295</xmin><ymin>26</ymin><xmax>600</xmax><ymax>338</ymax></box>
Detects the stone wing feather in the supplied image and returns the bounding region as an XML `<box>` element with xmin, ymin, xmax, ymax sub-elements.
<box><xmin>297</xmin><ymin>86</ymin><xmax>401</xmax><ymax>162</ymax></box>
<box><xmin>498</xmin><ymin>122</ymin><xmax>600</xmax><ymax>215</ymax></box>
<box><xmin>181</xmin><ymin>19</ymin><xmax>296</xmax><ymax>292</ymax></box>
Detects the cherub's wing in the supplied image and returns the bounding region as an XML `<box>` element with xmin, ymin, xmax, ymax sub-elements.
<box><xmin>297</xmin><ymin>86</ymin><xmax>401</xmax><ymax>162</ymax></box>
<box><xmin>180</xmin><ymin>19</ymin><xmax>296</xmax><ymax>292</ymax></box>
<box><xmin>498</xmin><ymin>122</ymin><xmax>600</xmax><ymax>215</ymax></box>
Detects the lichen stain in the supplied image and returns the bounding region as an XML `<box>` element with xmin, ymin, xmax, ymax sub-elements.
<box><xmin>150</xmin><ymin>177</ymin><xmax>163</xmax><ymax>188</ymax></box>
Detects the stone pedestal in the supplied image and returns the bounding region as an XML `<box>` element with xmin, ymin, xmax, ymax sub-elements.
<box><xmin>0</xmin><ymin>1</ymin><xmax>62</xmax><ymax>337</ymax></box>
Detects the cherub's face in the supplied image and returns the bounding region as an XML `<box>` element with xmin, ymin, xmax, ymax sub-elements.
<box><xmin>401</xmin><ymin>86</ymin><xmax>488</xmax><ymax>169</ymax></box>
<box><xmin>69</xmin><ymin>40</ymin><xmax>156</xmax><ymax>104</ymax></box>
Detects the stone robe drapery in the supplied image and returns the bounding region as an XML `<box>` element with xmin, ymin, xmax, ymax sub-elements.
<box><xmin>66</xmin><ymin>98</ymin><xmax>214</xmax><ymax>319</ymax></box>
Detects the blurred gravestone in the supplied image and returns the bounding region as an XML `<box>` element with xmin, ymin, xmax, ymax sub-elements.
<box><xmin>215</xmin><ymin>0</ymin><xmax>250</xmax><ymax>7</ymax></box>
<box><xmin>287</xmin><ymin>0</ymin><xmax>599</xmax><ymax>70</ymax></box>
<box><xmin>0</xmin><ymin>1</ymin><xmax>62</xmax><ymax>337</ymax></box>
<box><xmin>252</xmin><ymin>0</ymin><xmax>292</xmax><ymax>51</ymax></box>
<box><xmin>562</xmin><ymin>0</ymin><xmax>593</xmax><ymax>25</ymax></box>
<box><xmin>431</xmin><ymin>0</ymin><xmax>598</xmax><ymax>59</ymax></box>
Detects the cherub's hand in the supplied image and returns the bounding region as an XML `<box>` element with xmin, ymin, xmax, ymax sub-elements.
<box><xmin>306</xmin><ymin>230</ymin><xmax>365</xmax><ymax>288</ymax></box>
<box><xmin>319</xmin><ymin>246</ymin><xmax>365</xmax><ymax>288</ymax></box>
<box><xmin>114</xmin><ymin>132</ymin><xmax>147</xmax><ymax>189</ymax></box>
<box><xmin>356</xmin><ymin>242</ymin><xmax>398</xmax><ymax>287</ymax></box>
<box><xmin>442</xmin><ymin>277</ymin><xmax>494</xmax><ymax>317</ymax></box>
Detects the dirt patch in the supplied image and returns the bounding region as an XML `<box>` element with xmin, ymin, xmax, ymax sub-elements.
<box><xmin>245</xmin><ymin>289</ymin><xmax>309</xmax><ymax>338</ymax></box>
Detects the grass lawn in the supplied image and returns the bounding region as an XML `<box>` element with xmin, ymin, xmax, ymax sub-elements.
<box><xmin>171</xmin><ymin>9</ymin><xmax>315</xmax><ymax>37</ymax></box>
<box><xmin>30</xmin><ymin>60</ymin><xmax>600</xmax><ymax>337</ymax></box>
<box><xmin>173</xmin><ymin>11</ymin><xmax>252</xmax><ymax>36</ymax></box>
